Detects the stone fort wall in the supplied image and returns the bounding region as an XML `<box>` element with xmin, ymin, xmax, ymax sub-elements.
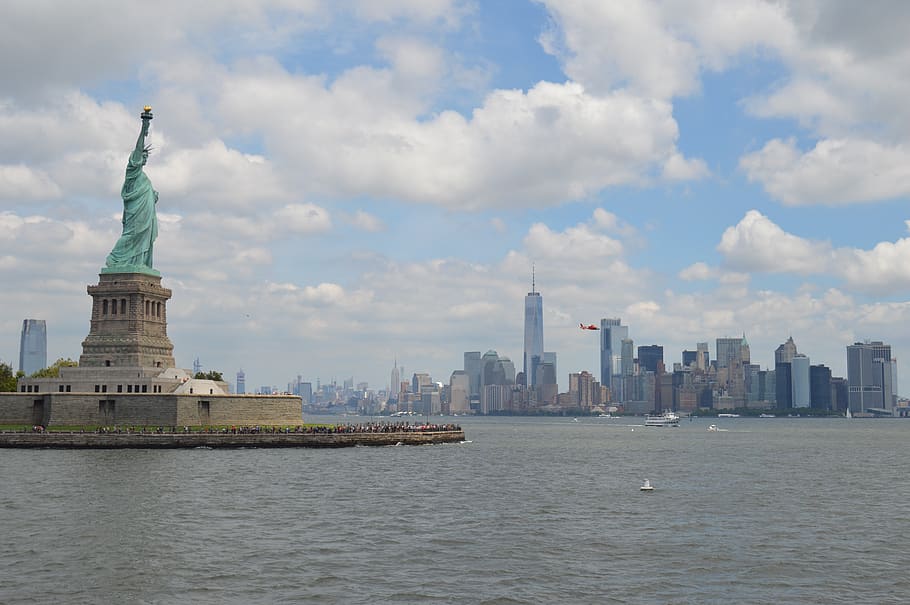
<box><xmin>0</xmin><ymin>393</ymin><xmax>302</xmax><ymax>427</ymax></box>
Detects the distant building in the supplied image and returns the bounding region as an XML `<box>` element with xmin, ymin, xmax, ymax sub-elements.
<box><xmin>569</xmin><ymin>371</ymin><xmax>596</xmax><ymax>409</ymax></box>
<box><xmin>464</xmin><ymin>351</ymin><xmax>482</xmax><ymax>400</ymax></box>
<box><xmin>390</xmin><ymin>360</ymin><xmax>400</xmax><ymax>401</ymax></box>
<box><xmin>715</xmin><ymin>337</ymin><xmax>741</xmax><ymax>369</ymax></box>
<box><xmin>775</xmin><ymin>336</ymin><xmax>798</xmax><ymax>365</ymax></box>
<box><xmin>810</xmin><ymin>364</ymin><xmax>832</xmax><ymax>410</ymax></box>
<box><xmin>412</xmin><ymin>372</ymin><xmax>432</xmax><ymax>395</ymax></box>
<box><xmin>682</xmin><ymin>350</ymin><xmax>698</xmax><ymax>367</ymax></box>
<box><xmin>776</xmin><ymin>362</ymin><xmax>792</xmax><ymax>408</ymax></box>
<box><xmin>19</xmin><ymin>319</ymin><xmax>47</xmax><ymax>376</ymax></box>
<box><xmin>638</xmin><ymin>345</ymin><xmax>664</xmax><ymax>374</ymax></box>
<box><xmin>600</xmin><ymin>318</ymin><xmax>629</xmax><ymax>400</ymax></box>
<box><xmin>300</xmin><ymin>381</ymin><xmax>313</xmax><ymax>404</ymax></box>
<box><xmin>236</xmin><ymin>369</ymin><xmax>246</xmax><ymax>394</ymax></box>
<box><xmin>696</xmin><ymin>342</ymin><xmax>709</xmax><ymax>371</ymax></box>
<box><xmin>449</xmin><ymin>370</ymin><xmax>470</xmax><ymax>414</ymax></box>
<box><xmin>847</xmin><ymin>341</ymin><xmax>898</xmax><ymax>415</ymax></box>
<box><xmin>790</xmin><ymin>354</ymin><xmax>810</xmax><ymax>408</ymax></box>
<box><xmin>523</xmin><ymin>268</ymin><xmax>544</xmax><ymax>387</ymax></box>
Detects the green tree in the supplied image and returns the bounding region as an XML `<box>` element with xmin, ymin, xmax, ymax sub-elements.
<box><xmin>194</xmin><ymin>371</ymin><xmax>224</xmax><ymax>382</ymax></box>
<box><xmin>29</xmin><ymin>358</ymin><xmax>78</xmax><ymax>378</ymax></box>
<box><xmin>0</xmin><ymin>362</ymin><xmax>17</xmax><ymax>392</ymax></box>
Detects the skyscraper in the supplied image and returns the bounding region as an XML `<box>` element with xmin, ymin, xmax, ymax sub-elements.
<box><xmin>847</xmin><ymin>341</ymin><xmax>898</xmax><ymax>415</ymax></box>
<box><xmin>790</xmin><ymin>354</ymin><xmax>810</xmax><ymax>408</ymax></box>
<box><xmin>523</xmin><ymin>268</ymin><xmax>544</xmax><ymax>387</ymax></box>
<box><xmin>464</xmin><ymin>352</ymin><xmax>482</xmax><ymax>399</ymax></box>
<box><xmin>19</xmin><ymin>319</ymin><xmax>47</xmax><ymax>376</ymax></box>
<box><xmin>637</xmin><ymin>345</ymin><xmax>664</xmax><ymax>373</ymax></box>
<box><xmin>775</xmin><ymin>336</ymin><xmax>798</xmax><ymax>365</ymax></box>
<box><xmin>715</xmin><ymin>337</ymin><xmax>741</xmax><ymax>369</ymax></box>
<box><xmin>390</xmin><ymin>359</ymin><xmax>400</xmax><ymax>400</ymax></box>
<box><xmin>600</xmin><ymin>318</ymin><xmax>629</xmax><ymax>399</ymax></box>
<box><xmin>236</xmin><ymin>369</ymin><xmax>246</xmax><ymax>394</ymax></box>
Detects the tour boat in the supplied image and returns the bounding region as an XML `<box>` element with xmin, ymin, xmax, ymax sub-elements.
<box><xmin>640</xmin><ymin>479</ymin><xmax>654</xmax><ymax>491</ymax></box>
<box><xmin>644</xmin><ymin>411</ymin><xmax>680</xmax><ymax>427</ymax></box>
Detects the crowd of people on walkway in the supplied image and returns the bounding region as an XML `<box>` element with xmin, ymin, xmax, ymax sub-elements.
<box><xmin>81</xmin><ymin>422</ymin><xmax>461</xmax><ymax>434</ymax></box>
<box><xmin>9</xmin><ymin>422</ymin><xmax>461</xmax><ymax>435</ymax></box>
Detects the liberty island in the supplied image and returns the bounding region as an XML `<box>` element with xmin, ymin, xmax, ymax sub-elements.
<box><xmin>0</xmin><ymin>108</ymin><xmax>463</xmax><ymax>446</ymax></box>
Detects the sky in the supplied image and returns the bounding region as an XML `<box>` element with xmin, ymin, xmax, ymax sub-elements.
<box><xmin>2</xmin><ymin>0</ymin><xmax>910</xmax><ymax>395</ymax></box>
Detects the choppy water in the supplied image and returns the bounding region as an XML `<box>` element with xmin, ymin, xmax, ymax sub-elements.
<box><xmin>1</xmin><ymin>416</ymin><xmax>908</xmax><ymax>604</ymax></box>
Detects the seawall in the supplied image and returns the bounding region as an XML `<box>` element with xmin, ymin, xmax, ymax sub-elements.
<box><xmin>0</xmin><ymin>430</ymin><xmax>465</xmax><ymax>449</ymax></box>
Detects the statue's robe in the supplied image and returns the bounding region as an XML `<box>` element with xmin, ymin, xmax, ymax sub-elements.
<box><xmin>105</xmin><ymin>148</ymin><xmax>158</xmax><ymax>271</ymax></box>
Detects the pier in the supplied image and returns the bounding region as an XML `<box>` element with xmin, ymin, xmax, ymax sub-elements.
<box><xmin>0</xmin><ymin>425</ymin><xmax>465</xmax><ymax>449</ymax></box>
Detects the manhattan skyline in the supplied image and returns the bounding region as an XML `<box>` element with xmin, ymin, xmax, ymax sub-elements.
<box><xmin>1</xmin><ymin>2</ymin><xmax>909</xmax><ymax>394</ymax></box>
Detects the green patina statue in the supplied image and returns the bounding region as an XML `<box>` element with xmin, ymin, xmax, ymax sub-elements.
<box><xmin>102</xmin><ymin>106</ymin><xmax>160</xmax><ymax>276</ymax></box>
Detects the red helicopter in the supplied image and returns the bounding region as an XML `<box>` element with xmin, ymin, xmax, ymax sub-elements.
<box><xmin>579</xmin><ymin>323</ymin><xmax>599</xmax><ymax>330</ymax></box>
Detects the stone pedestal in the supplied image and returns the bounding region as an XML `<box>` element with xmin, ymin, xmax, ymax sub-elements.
<box><xmin>80</xmin><ymin>272</ymin><xmax>176</xmax><ymax>370</ymax></box>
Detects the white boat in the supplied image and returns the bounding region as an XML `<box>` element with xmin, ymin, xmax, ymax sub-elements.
<box><xmin>644</xmin><ymin>411</ymin><xmax>680</xmax><ymax>427</ymax></box>
<box><xmin>707</xmin><ymin>424</ymin><xmax>718</xmax><ymax>431</ymax></box>
<box><xmin>717</xmin><ymin>413</ymin><xmax>740</xmax><ymax>418</ymax></box>
<box><xmin>846</xmin><ymin>407</ymin><xmax>853</xmax><ymax>419</ymax></box>
<box><xmin>640</xmin><ymin>479</ymin><xmax>654</xmax><ymax>491</ymax></box>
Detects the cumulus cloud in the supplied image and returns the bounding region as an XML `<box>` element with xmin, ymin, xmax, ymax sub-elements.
<box><xmin>343</xmin><ymin>210</ymin><xmax>384</xmax><ymax>232</ymax></box>
<box><xmin>718</xmin><ymin>211</ymin><xmax>910</xmax><ymax>296</ymax></box>
<box><xmin>217</xmin><ymin>62</ymin><xmax>702</xmax><ymax>209</ymax></box>
<box><xmin>523</xmin><ymin>221</ymin><xmax>622</xmax><ymax>262</ymax></box>
<box><xmin>0</xmin><ymin>165</ymin><xmax>62</xmax><ymax>201</ymax></box>
<box><xmin>740</xmin><ymin>138</ymin><xmax>910</xmax><ymax>206</ymax></box>
<box><xmin>718</xmin><ymin>210</ymin><xmax>833</xmax><ymax>274</ymax></box>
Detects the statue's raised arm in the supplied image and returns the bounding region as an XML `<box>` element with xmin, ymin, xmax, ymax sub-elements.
<box><xmin>129</xmin><ymin>107</ymin><xmax>152</xmax><ymax>165</ymax></box>
<box><xmin>103</xmin><ymin>106</ymin><xmax>160</xmax><ymax>276</ymax></box>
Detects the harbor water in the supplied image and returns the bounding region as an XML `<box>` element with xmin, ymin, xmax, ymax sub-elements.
<box><xmin>1</xmin><ymin>416</ymin><xmax>908</xmax><ymax>604</ymax></box>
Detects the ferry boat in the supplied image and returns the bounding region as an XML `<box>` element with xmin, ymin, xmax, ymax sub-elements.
<box><xmin>644</xmin><ymin>411</ymin><xmax>680</xmax><ymax>427</ymax></box>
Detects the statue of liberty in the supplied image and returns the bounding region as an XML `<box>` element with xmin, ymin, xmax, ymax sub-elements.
<box><xmin>103</xmin><ymin>106</ymin><xmax>159</xmax><ymax>276</ymax></box>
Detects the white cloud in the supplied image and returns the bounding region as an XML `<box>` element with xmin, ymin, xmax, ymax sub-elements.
<box><xmin>0</xmin><ymin>165</ymin><xmax>62</xmax><ymax>200</ymax></box>
<box><xmin>217</xmin><ymin>59</ymin><xmax>702</xmax><ymax>209</ymax></box>
<box><xmin>343</xmin><ymin>210</ymin><xmax>384</xmax><ymax>232</ymax></box>
<box><xmin>662</xmin><ymin>152</ymin><xmax>710</xmax><ymax>181</ymax></box>
<box><xmin>350</xmin><ymin>0</ymin><xmax>473</xmax><ymax>27</ymax></box>
<box><xmin>740</xmin><ymin>138</ymin><xmax>910</xmax><ymax>206</ymax></box>
<box><xmin>718</xmin><ymin>211</ymin><xmax>910</xmax><ymax>296</ymax></box>
<box><xmin>718</xmin><ymin>210</ymin><xmax>832</xmax><ymax>274</ymax></box>
<box><xmin>523</xmin><ymin>221</ymin><xmax>622</xmax><ymax>262</ymax></box>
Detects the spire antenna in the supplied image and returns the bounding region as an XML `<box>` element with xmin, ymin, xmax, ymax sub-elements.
<box><xmin>532</xmin><ymin>263</ymin><xmax>536</xmax><ymax>294</ymax></box>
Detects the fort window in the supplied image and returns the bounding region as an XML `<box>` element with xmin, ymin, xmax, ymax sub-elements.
<box><xmin>117</xmin><ymin>385</ymin><xmax>122</xmax><ymax>393</ymax></box>
<box><xmin>20</xmin><ymin>385</ymin><xmax>25</xmax><ymax>392</ymax></box>
<box><xmin>59</xmin><ymin>385</ymin><xmax>64</xmax><ymax>392</ymax></box>
<box><xmin>135</xmin><ymin>384</ymin><xmax>140</xmax><ymax>392</ymax></box>
<box><xmin>105</xmin><ymin>360</ymin><xmax>111</xmax><ymax>367</ymax></box>
<box><xmin>141</xmin><ymin>385</ymin><xmax>147</xmax><ymax>393</ymax></box>
<box><xmin>101</xmin><ymin>385</ymin><xmax>107</xmax><ymax>393</ymax></box>
<box><xmin>34</xmin><ymin>386</ymin><xmax>38</xmax><ymax>393</ymax></box>
<box><xmin>127</xmin><ymin>385</ymin><xmax>132</xmax><ymax>393</ymax></box>
<box><xmin>65</xmin><ymin>385</ymin><xmax>71</xmax><ymax>392</ymax></box>
<box><xmin>198</xmin><ymin>401</ymin><xmax>210</xmax><ymax>424</ymax></box>
<box><xmin>94</xmin><ymin>385</ymin><xmax>100</xmax><ymax>392</ymax></box>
